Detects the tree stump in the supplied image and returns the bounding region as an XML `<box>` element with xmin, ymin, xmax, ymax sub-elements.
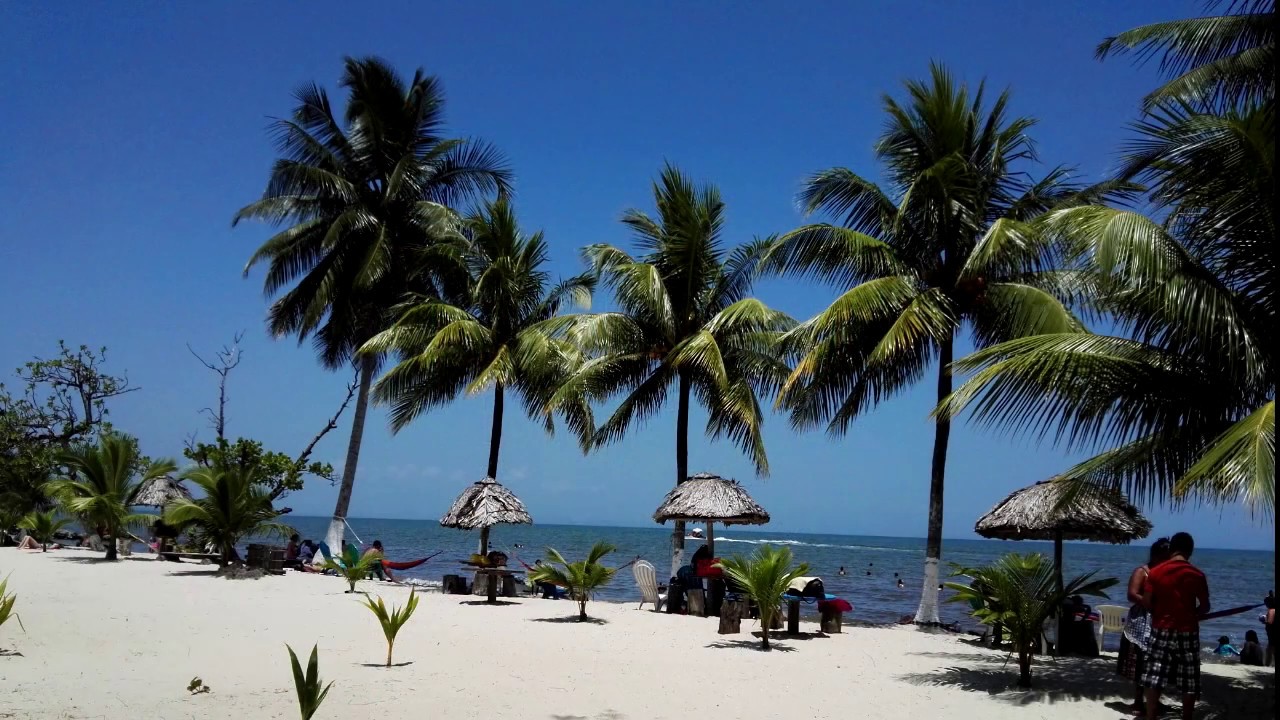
<box><xmin>820</xmin><ymin>608</ymin><xmax>842</xmax><ymax>634</ymax></box>
<box><xmin>443</xmin><ymin>574</ymin><xmax>468</xmax><ymax>595</ymax></box>
<box><xmin>686</xmin><ymin>589</ymin><xmax>706</xmax><ymax>617</ymax></box>
<box><xmin>718</xmin><ymin>599</ymin><xmax>744</xmax><ymax>634</ymax></box>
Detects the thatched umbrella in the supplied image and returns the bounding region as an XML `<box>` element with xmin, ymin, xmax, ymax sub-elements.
<box><xmin>975</xmin><ymin>479</ymin><xmax>1152</xmax><ymax>591</ymax></box>
<box><xmin>439</xmin><ymin>476</ymin><xmax>532</xmax><ymax>555</ymax></box>
<box><xmin>653</xmin><ymin>472</ymin><xmax>769</xmax><ymax>565</ymax></box>
<box><xmin>133</xmin><ymin>476</ymin><xmax>192</xmax><ymax>508</ymax></box>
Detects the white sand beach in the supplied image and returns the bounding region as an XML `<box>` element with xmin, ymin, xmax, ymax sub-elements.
<box><xmin>0</xmin><ymin>548</ymin><xmax>1272</xmax><ymax>719</ymax></box>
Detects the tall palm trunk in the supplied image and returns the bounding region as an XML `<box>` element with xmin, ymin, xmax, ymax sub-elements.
<box><xmin>478</xmin><ymin>384</ymin><xmax>505</xmax><ymax>556</ymax></box>
<box><xmin>914</xmin><ymin>332</ymin><xmax>953</xmax><ymax>625</ymax></box>
<box><xmin>324</xmin><ymin>356</ymin><xmax>376</xmax><ymax>554</ymax></box>
<box><xmin>671</xmin><ymin>372</ymin><xmax>692</xmax><ymax>579</ymax></box>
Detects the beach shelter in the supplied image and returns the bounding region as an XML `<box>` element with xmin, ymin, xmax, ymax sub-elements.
<box><xmin>653</xmin><ymin>472</ymin><xmax>770</xmax><ymax>576</ymax></box>
<box><xmin>133</xmin><ymin>475</ymin><xmax>192</xmax><ymax>508</ymax></box>
<box><xmin>440</xmin><ymin>476</ymin><xmax>532</xmax><ymax>555</ymax></box>
<box><xmin>974</xmin><ymin>478</ymin><xmax>1152</xmax><ymax>592</ymax></box>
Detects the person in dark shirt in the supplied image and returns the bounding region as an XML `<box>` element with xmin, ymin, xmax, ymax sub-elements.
<box><xmin>1140</xmin><ymin>532</ymin><xmax>1210</xmax><ymax>720</ymax></box>
<box><xmin>1239</xmin><ymin>630</ymin><xmax>1265</xmax><ymax>666</ymax></box>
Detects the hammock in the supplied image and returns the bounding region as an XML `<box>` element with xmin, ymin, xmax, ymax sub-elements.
<box><xmin>1202</xmin><ymin>603</ymin><xmax>1264</xmax><ymax>621</ymax></box>
<box><xmin>382</xmin><ymin>550</ymin><xmax>443</xmax><ymax>571</ymax></box>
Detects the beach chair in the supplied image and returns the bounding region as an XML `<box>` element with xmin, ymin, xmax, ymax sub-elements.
<box><xmin>632</xmin><ymin>560</ymin><xmax>666</xmax><ymax>612</ymax></box>
<box><xmin>1096</xmin><ymin>604</ymin><xmax>1126</xmax><ymax>651</ymax></box>
<box><xmin>1040</xmin><ymin>614</ymin><xmax>1059</xmax><ymax>655</ymax></box>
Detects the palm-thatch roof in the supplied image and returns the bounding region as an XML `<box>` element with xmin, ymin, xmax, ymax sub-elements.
<box><xmin>975</xmin><ymin>479</ymin><xmax>1152</xmax><ymax>544</ymax></box>
<box><xmin>653</xmin><ymin>473</ymin><xmax>769</xmax><ymax>526</ymax></box>
<box><xmin>439</xmin><ymin>477</ymin><xmax>532</xmax><ymax>530</ymax></box>
<box><xmin>133</xmin><ymin>476</ymin><xmax>192</xmax><ymax>508</ymax></box>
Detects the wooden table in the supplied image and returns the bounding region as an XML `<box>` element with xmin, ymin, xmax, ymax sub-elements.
<box><xmin>465</xmin><ymin>568</ymin><xmax>518</xmax><ymax>603</ymax></box>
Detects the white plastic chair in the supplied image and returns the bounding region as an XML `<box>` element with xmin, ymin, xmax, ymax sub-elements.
<box><xmin>1096</xmin><ymin>604</ymin><xmax>1127</xmax><ymax>651</ymax></box>
<box><xmin>1041</xmin><ymin>614</ymin><xmax>1059</xmax><ymax>655</ymax></box>
<box><xmin>632</xmin><ymin>560</ymin><xmax>666</xmax><ymax>612</ymax></box>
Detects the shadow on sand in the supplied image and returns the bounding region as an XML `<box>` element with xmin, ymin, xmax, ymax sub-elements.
<box><xmin>704</xmin><ymin>636</ymin><xmax>799</xmax><ymax>653</ymax></box>
<box><xmin>529</xmin><ymin>615</ymin><xmax>608</xmax><ymax>625</ymax></box>
<box><xmin>900</xmin><ymin>649</ymin><xmax>1276</xmax><ymax>718</ymax></box>
<box><xmin>550</xmin><ymin>711</ymin><xmax>625</xmax><ymax>720</ymax></box>
<box><xmin>458</xmin><ymin>599</ymin><xmax>521</xmax><ymax>607</ymax></box>
<box><xmin>358</xmin><ymin>661</ymin><xmax>414</xmax><ymax>668</ymax></box>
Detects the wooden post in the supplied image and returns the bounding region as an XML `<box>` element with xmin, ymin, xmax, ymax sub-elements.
<box><xmin>486</xmin><ymin>571</ymin><xmax>498</xmax><ymax>603</ymax></box>
<box><xmin>786</xmin><ymin>599</ymin><xmax>800</xmax><ymax>634</ymax></box>
<box><xmin>718</xmin><ymin>599</ymin><xmax>743</xmax><ymax>634</ymax></box>
<box><xmin>706</xmin><ymin>520</ymin><xmax>714</xmax><ymax>558</ymax></box>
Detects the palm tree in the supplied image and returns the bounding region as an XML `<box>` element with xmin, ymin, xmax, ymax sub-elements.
<box><xmin>17</xmin><ymin>509</ymin><xmax>71</xmax><ymax>552</ymax></box>
<box><xmin>361</xmin><ymin>198</ymin><xmax>594</xmax><ymax>554</ymax></box>
<box><xmin>761</xmin><ymin>64</ymin><xmax>1108</xmax><ymax>625</ymax></box>
<box><xmin>939</xmin><ymin>101</ymin><xmax>1274</xmax><ymax>519</ymax></box>
<box><xmin>1096</xmin><ymin>0</ymin><xmax>1274</xmax><ymax>111</ymax></box>
<box><xmin>43</xmin><ymin>434</ymin><xmax>177</xmax><ymax>560</ymax></box>
<box><xmin>237</xmin><ymin>57</ymin><xmax>511</xmax><ymax>553</ymax></box>
<box><xmin>946</xmin><ymin>553</ymin><xmax>1116</xmax><ymax>687</ymax></box>
<box><xmin>163</xmin><ymin>466</ymin><xmax>295</xmax><ymax>567</ymax></box>
<box><xmin>528</xmin><ymin>541</ymin><xmax>619</xmax><ymax>621</ymax></box>
<box><xmin>548</xmin><ymin>164</ymin><xmax>793</xmax><ymax>577</ymax></box>
<box><xmin>716</xmin><ymin>546</ymin><xmax>811</xmax><ymax>650</ymax></box>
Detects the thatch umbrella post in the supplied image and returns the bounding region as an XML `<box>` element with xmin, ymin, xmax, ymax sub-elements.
<box><xmin>1053</xmin><ymin>529</ymin><xmax>1064</xmax><ymax>594</ymax></box>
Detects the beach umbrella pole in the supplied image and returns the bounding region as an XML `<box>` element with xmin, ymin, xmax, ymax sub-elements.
<box><xmin>706</xmin><ymin>521</ymin><xmax>714</xmax><ymax>558</ymax></box>
<box><xmin>1053</xmin><ymin>529</ymin><xmax>1064</xmax><ymax>594</ymax></box>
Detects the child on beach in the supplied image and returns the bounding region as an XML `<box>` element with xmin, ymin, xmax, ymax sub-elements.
<box><xmin>1213</xmin><ymin>635</ymin><xmax>1239</xmax><ymax>657</ymax></box>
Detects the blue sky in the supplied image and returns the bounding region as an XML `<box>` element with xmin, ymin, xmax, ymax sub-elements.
<box><xmin>2</xmin><ymin>1</ymin><xmax>1272</xmax><ymax>551</ymax></box>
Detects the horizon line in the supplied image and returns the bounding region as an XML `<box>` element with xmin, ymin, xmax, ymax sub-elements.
<box><xmin>284</xmin><ymin>514</ymin><xmax>1277</xmax><ymax>553</ymax></box>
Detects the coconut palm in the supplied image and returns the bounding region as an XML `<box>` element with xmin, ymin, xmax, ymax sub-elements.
<box><xmin>529</xmin><ymin>541</ymin><xmax>618</xmax><ymax>621</ymax></box>
<box><xmin>1096</xmin><ymin>0</ymin><xmax>1274</xmax><ymax>111</ymax></box>
<box><xmin>761</xmin><ymin>64</ymin><xmax>1108</xmax><ymax>624</ymax></box>
<box><xmin>940</xmin><ymin>103</ymin><xmax>1274</xmax><ymax>519</ymax></box>
<box><xmin>237</xmin><ymin>56</ymin><xmax>511</xmax><ymax>554</ymax></box>
<box><xmin>17</xmin><ymin>509</ymin><xmax>71</xmax><ymax>552</ymax></box>
<box><xmin>716</xmin><ymin>546</ymin><xmax>810</xmax><ymax>650</ymax></box>
<box><xmin>361</xmin><ymin>197</ymin><xmax>595</xmax><ymax>555</ymax></box>
<box><xmin>43</xmin><ymin>434</ymin><xmax>177</xmax><ymax>560</ymax></box>
<box><xmin>548</xmin><ymin>164</ymin><xmax>793</xmax><ymax>576</ymax></box>
<box><xmin>946</xmin><ymin>553</ymin><xmax>1117</xmax><ymax>687</ymax></box>
<box><xmin>163</xmin><ymin>466</ymin><xmax>295</xmax><ymax>567</ymax></box>
<box><xmin>360</xmin><ymin>589</ymin><xmax>420</xmax><ymax>667</ymax></box>
<box><xmin>286</xmin><ymin>644</ymin><xmax>334</xmax><ymax>720</ymax></box>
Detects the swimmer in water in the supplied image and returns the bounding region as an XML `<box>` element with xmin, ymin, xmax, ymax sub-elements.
<box><xmin>897</xmin><ymin>578</ymin><xmax>905</xmax><ymax>589</ymax></box>
<box><xmin>838</xmin><ymin>566</ymin><xmax>846</xmax><ymax>576</ymax></box>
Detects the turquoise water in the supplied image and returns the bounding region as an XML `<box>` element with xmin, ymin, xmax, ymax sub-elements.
<box><xmin>274</xmin><ymin>516</ymin><xmax>1274</xmax><ymax>648</ymax></box>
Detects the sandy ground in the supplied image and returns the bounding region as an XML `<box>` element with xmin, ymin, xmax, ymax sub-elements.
<box><xmin>0</xmin><ymin>547</ymin><xmax>1273</xmax><ymax>720</ymax></box>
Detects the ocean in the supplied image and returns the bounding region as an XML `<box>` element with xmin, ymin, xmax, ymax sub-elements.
<box><xmin>276</xmin><ymin>516</ymin><xmax>1275</xmax><ymax>650</ymax></box>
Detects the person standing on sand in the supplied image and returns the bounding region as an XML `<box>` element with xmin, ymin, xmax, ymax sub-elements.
<box><xmin>1118</xmin><ymin>537</ymin><xmax>1170</xmax><ymax>714</ymax></box>
<box><xmin>1140</xmin><ymin>532</ymin><xmax>1209</xmax><ymax>720</ymax></box>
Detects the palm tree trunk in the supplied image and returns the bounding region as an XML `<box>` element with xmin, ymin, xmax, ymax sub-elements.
<box><xmin>671</xmin><ymin>371</ymin><xmax>692</xmax><ymax>579</ymax></box>
<box><xmin>487</xmin><ymin>383</ymin><xmax>504</xmax><ymax>479</ymax></box>
<box><xmin>325</xmin><ymin>356</ymin><xmax>376</xmax><ymax>555</ymax></box>
<box><xmin>579</xmin><ymin>599</ymin><xmax>588</xmax><ymax>621</ymax></box>
<box><xmin>477</xmin><ymin>384</ymin><xmax>505</xmax><ymax>558</ymax></box>
<box><xmin>105</xmin><ymin>523</ymin><xmax>118</xmax><ymax>561</ymax></box>
<box><xmin>915</xmin><ymin>332</ymin><xmax>953</xmax><ymax>626</ymax></box>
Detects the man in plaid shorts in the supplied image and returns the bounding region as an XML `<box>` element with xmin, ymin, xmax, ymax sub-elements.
<box><xmin>1140</xmin><ymin>532</ymin><xmax>1209</xmax><ymax>720</ymax></box>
